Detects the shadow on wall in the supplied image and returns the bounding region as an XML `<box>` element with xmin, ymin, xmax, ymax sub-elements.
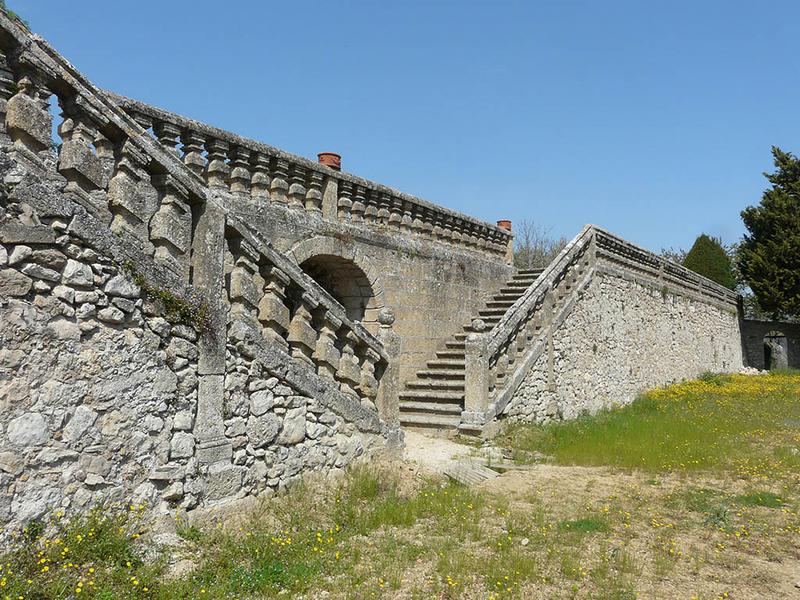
<box><xmin>742</xmin><ymin>320</ymin><xmax>800</xmax><ymax>370</ymax></box>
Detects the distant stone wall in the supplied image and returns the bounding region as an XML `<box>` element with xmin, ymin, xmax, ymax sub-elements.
<box><xmin>741</xmin><ymin>319</ymin><xmax>800</xmax><ymax>370</ymax></box>
<box><xmin>503</xmin><ymin>270</ymin><xmax>743</xmax><ymax>423</ymax></box>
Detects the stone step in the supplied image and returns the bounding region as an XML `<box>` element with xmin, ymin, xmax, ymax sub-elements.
<box><xmin>398</xmin><ymin>389</ymin><xmax>464</xmax><ymax>401</ymax></box>
<box><xmin>426</xmin><ymin>359</ymin><xmax>466</xmax><ymax>369</ymax></box>
<box><xmin>478</xmin><ymin>308</ymin><xmax>507</xmax><ymax>317</ymax></box>
<box><xmin>400</xmin><ymin>413</ymin><xmax>462</xmax><ymax>428</ymax></box>
<box><xmin>443</xmin><ymin>461</ymin><xmax>500</xmax><ymax>485</ymax></box>
<box><xmin>406</xmin><ymin>379</ymin><xmax>464</xmax><ymax>391</ymax></box>
<box><xmin>445</xmin><ymin>340</ymin><xmax>466</xmax><ymax>350</ymax></box>
<box><xmin>399</xmin><ymin>400</ymin><xmax>462</xmax><ymax>414</ymax></box>
<box><xmin>485</xmin><ymin>300</ymin><xmax>517</xmax><ymax>309</ymax></box>
<box><xmin>436</xmin><ymin>349</ymin><xmax>466</xmax><ymax>359</ymax></box>
<box><xmin>517</xmin><ymin>269</ymin><xmax>545</xmax><ymax>276</ymax></box>
<box><xmin>417</xmin><ymin>369</ymin><xmax>465</xmax><ymax>379</ymax></box>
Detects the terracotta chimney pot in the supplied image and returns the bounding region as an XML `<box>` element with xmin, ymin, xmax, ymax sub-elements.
<box><xmin>497</xmin><ymin>219</ymin><xmax>512</xmax><ymax>232</ymax></box>
<box><xmin>318</xmin><ymin>152</ymin><xmax>342</xmax><ymax>171</ymax></box>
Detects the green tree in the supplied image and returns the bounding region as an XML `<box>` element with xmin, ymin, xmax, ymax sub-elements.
<box><xmin>738</xmin><ymin>147</ymin><xmax>800</xmax><ymax>319</ymax></box>
<box><xmin>682</xmin><ymin>234</ymin><xmax>736</xmax><ymax>290</ymax></box>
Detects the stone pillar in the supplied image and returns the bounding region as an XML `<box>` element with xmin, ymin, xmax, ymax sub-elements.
<box><xmin>108</xmin><ymin>140</ymin><xmax>156</xmax><ymax>250</ymax></box>
<box><xmin>322</xmin><ymin>176</ymin><xmax>339</xmax><ymax>220</ymax></box>
<box><xmin>287</xmin><ymin>165</ymin><xmax>306</xmax><ymax>210</ymax></box>
<box><xmin>376</xmin><ymin>308</ymin><xmax>401</xmax><ymax>425</ymax></box>
<box><xmin>463</xmin><ymin>319</ymin><xmax>491</xmax><ymax>425</ymax></box>
<box><xmin>358</xmin><ymin>348</ymin><xmax>381</xmax><ymax>410</ymax></box>
<box><xmin>337</xmin><ymin>181</ymin><xmax>353</xmax><ymax>221</ymax></box>
<box><xmin>270</xmin><ymin>158</ymin><xmax>289</xmax><ymax>205</ymax></box>
<box><xmin>191</xmin><ymin>196</ymin><xmax>231</xmax><ymax>465</ymax></box>
<box><xmin>5</xmin><ymin>75</ymin><xmax>52</xmax><ymax>156</ymax></box>
<box><xmin>228</xmin><ymin>146</ymin><xmax>252</xmax><ymax>196</ymax></box>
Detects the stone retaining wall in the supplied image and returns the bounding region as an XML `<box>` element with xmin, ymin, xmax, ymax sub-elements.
<box><xmin>503</xmin><ymin>270</ymin><xmax>743</xmax><ymax>423</ymax></box>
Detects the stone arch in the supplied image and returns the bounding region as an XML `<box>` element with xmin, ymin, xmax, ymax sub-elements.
<box><xmin>286</xmin><ymin>236</ymin><xmax>386</xmax><ymax>331</ymax></box>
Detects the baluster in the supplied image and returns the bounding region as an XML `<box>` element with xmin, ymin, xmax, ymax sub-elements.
<box><xmin>57</xmin><ymin>99</ymin><xmax>106</xmax><ymax>217</ymax></box>
<box><xmin>336</xmin><ymin>332</ymin><xmax>361</xmax><ymax>398</ymax></box>
<box><xmin>376</xmin><ymin>192</ymin><xmax>391</xmax><ymax>225</ymax></box>
<box><xmin>305</xmin><ymin>171</ymin><xmax>323</xmax><ymax>214</ymax></box>
<box><xmin>363</xmin><ymin>190</ymin><xmax>378</xmax><ymax>223</ymax></box>
<box><xmin>270</xmin><ymin>158</ymin><xmax>289</xmax><ymax>204</ymax></box>
<box><xmin>228</xmin><ymin>146</ymin><xmax>252</xmax><ymax>196</ymax></box>
<box><xmin>251</xmin><ymin>153</ymin><xmax>271</xmax><ymax>201</ymax></box>
<box><xmin>337</xmin><ymin>180</ymin><xmax>353</xmax><ymax>220</ymax></box>
<box><xmin>93</xmin><ymin>132</ymin><xmax>115</xmax><ymax>188</ymax></box>
<box><xmin>351</xmin><ymin>185</ymin><xmax>366</xmax><ymax>222</ymax></box>
<box><xmin>411</xmin><ymin>205</ymin><xmax>425</xmax><ymax>234</ymax></box>
<box><xmin>287</xmin><ymin>292</ymin><xmax>319</xmax><ymax>366</ymax></box>
<box><xmin>229</xmin><ymin>240</ymin><xmax>263</xmax><ymax>327</ymax></box>
<box><xmin>358</xmin><ymin>348</ymin><xmax>381</xmax><ymax>408</ymax></box>
<box><xmin>476</xmin><ymin>226</ymin><xmax>487</xmax><ymax>250</ymax></box>
<box><xmin>495</xmin><ymin>347</ymin><xmax>509</xmax><ymax>389</ymax></box>
<box><xmin>421</xmin><ymin>207</ymin><xmax>435</xmax><ymax>239</ymax></box>
<box><xmin>312</xmin><ymin>311</ymin><xmax>342</xmax><ymax>379</ymax></box>
<box><xmin>153</xmin><ymin>120</ymin><xmax>181</xmax><ymax>156</ymax></box>
<box><xmin>431</xmin><ymin>212</ymin><xmax>443</xmax><ymax>239</ymax></box>
<box><xmin>388</xmin><ymin>197</ymin><xmax>403</xmax><ymax>230</ymax></box>
<box><xmin>181</xmin><ymin>131</ymin><xmax>206</xmax><ymax>177</ymax></box>
<box><xmin>5</xmin><ymin>74</ymin><xmax>52</xmax><ymax>154</ymax></box>
<box><xmin>287</xmin><ymin>164</ymin><xmax>306</xmax><ymax>209</ymax></box>
<box><xmin>400</xmin><ymin>200</ymin><xmax>413</xmax><ymax>232</ymax></box>
<box><xmin>0</xmin><ymin>53</ymin><xmax>13</xmax><ymax>145</ymax></box>
<box><xmin>108</xmin><ymin>139</ymin><xmax>156</xmax><ymax>248</ymax></box>
<box><xmin>205</xmin><ymin>138</ymin><xmax>230</xmax><ymax>189</ymax></box>
<box><xmin>257</xmin><ymin>267</ymin><xmax>291</xmax><ymax>350</ymax></box>
<box><xmin>151</xmin><ymin>174</ymin><xmax>192</xmax><ymax>280</ymax></box>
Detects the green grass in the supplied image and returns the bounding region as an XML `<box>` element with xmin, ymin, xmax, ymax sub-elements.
<box><xmin>557</xmin><ymin>516</ymin><xmax>610</xmax><ymax>534</ymax></box>
<box><xmin>499</xmin><ymin>372</ymin><xmax>800</xmax><ymax>476</ymax></box>
<box><xmin>735</xmin><ymin>491</ymin><xmax>783</xmax><ymax>508</ymax></box>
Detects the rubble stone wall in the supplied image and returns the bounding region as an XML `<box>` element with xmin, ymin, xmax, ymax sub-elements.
<box><xmin>504</xmin><ymin>270</ymin><xmax>743</xmax><ymax>423</ymax></box>
<box><xmin>0</xmin><ymin>166</ymin><xmax>386</xmax><ymax>532</ymax></box>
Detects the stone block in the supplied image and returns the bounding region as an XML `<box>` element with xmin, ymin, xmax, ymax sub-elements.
<box><xmin>104</xmin><ymin>274</ymin><xmax>140</xmax><ymax>298</ymax></box>
<box><xmin>249</xmin><ymin>390</ymin><xmax>273</xmax><ymax>416</ymax></box>
<box><xmin>21</xmin><ymin>263</ymin><xmax>61</xmax><ymax>282</ymax></box>
<box><xmin>205</xmin><ymin>464</ymin><xmax>245</xmax><ymax>502</ymax></box>
<box><xmin>0</xmin><ymin>222</ymin><xmax>55</xmax><ymax>244</ymax></box>
<box><xmin>276</xmin><ymin>407</ymin><xmax>306</xmax><ymax>445</ymax></box>
<box><xmin>62</xmin><ymin>259</ymin><xmax>94</xmax><ymax>287</ymax></box>
<box><xmin>170</xmin><ymin>432</ymin><xmax>195</xmax><ymax>459</ymax></box>
<box><xmin>0</xmin><ymin>269</ymin><xmax>32</xmax><ymax>297</ymax></box>
<box><xmin>7</xmin><ymin>412</ymin><xmax>49</xmax><ymax>447</ymax></box>
<box><xmin>62</xmin><ymin>406</ymin><xmax>98</xmax><ymax>443</ymax></box>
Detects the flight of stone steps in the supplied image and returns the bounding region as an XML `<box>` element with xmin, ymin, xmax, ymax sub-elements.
<box><xmin>398</xmin><ymin>268</ymin><xmax>545</xmax><ymax>433</ymax></box>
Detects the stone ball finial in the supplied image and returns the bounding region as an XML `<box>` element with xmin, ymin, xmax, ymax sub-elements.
<box><xmin>471</xmin><ymin>318</ymin><xmax>486</xmax><ymax>332</ymax></box>
<box><xmin>378</xmin><ymin>307</ymin><xmax>395</xmax><ymax>326</ymax></box>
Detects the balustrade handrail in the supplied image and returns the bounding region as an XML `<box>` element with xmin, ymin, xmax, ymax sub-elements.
<box><xmin>485</xmin><ymin>225</ymin><xmax>595</xmax><ymax>358</ymax></box>
<box><xmin>0</xmin><ymin>12</ymin><xmax>386</xmax><ymax>370</ymax></box>
<box><xmin>106</xmin><ymin>92</ymin><xmax>513</xmax><ymax>255</ymax></box>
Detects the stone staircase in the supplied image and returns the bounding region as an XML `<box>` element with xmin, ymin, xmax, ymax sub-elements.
<box><xmin>398</xmin><ymin>268</ymin><xmax>545</xmax><ymax>432</ymax></box>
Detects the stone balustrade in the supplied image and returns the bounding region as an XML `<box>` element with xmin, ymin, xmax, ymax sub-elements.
<box><xmin>224</xmin><ymin>216</ymin><xmax>389</xmax><ymax>411</ymax></box>
<box><xmin>106</xmin><ymin>93</ymin><xmax>513</xmax><ymax>259</ymax></box>
<box><xmin>0</xmin><ymin>11</ymin><xmax>390</xmax><ymax>425</ymax></box>
<box><xmin>463</xmin><ymin>225</ymin><xmax>740</xmax><ymax>432</ymax></box>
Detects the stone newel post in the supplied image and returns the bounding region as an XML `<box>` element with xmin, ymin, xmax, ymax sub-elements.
<box><xmin>462</xmin><ymin>319</ymin><xmax>491</xmax><ymax>427</ymax></box>
<box><xmin>375</xmin><ymin>308</ymin><xmax>401</xmax><ymax>425</ymax></box>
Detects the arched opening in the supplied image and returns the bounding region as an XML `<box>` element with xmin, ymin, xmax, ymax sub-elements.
<box><xmin>763</xmin><ymin>330</ymin><xmax>788</xmax><ymax>370</ymax></box>
<box><xmin>300</xmin><ymin>254</ymin><xmax>378</xmax><ymax>328</ymax></box>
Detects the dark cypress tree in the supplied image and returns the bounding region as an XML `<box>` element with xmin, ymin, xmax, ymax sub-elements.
<box><xmin>738</xmin><ymin>147</ymin><xmax>800</xmax><ymax>319</ymax></box>
<box><xmin>682</xmin><ymin>234</ymin><xmax>736</xmax><ymax>290</ymax></box>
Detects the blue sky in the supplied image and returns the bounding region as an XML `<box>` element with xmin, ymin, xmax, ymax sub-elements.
<box><xmin>18</xmin><ymin>1</ymin><xmax>800</xmax><ymax>251</ymax></box>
